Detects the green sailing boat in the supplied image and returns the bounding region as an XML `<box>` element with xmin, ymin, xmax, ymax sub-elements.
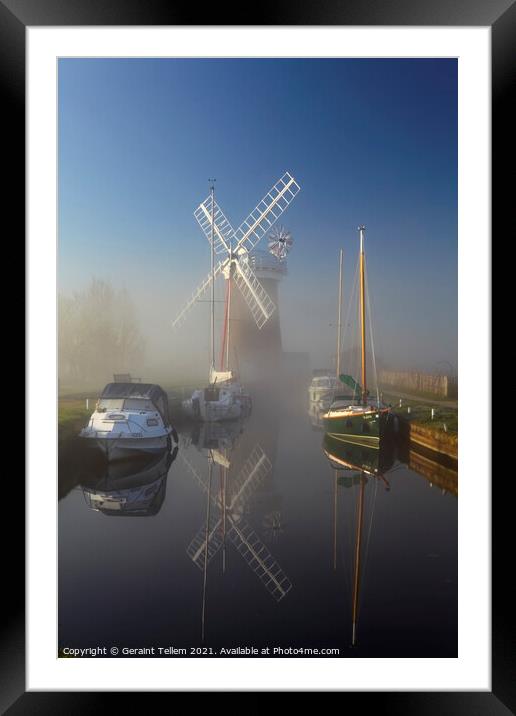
<box><xmin>322</xmin><ymin>226</ymin><xmax>391</xmax><ymax>446</ymax></box>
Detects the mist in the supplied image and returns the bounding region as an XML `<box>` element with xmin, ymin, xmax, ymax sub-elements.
<box><xmin>58</xmin><ymin>57</ymin><xmax>457</xmax><ymax>392</ymax></box>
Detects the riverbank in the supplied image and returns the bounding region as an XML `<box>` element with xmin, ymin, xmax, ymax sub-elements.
<box><xmin>58</xmin><ymin>399</ymin><xmax>91</xmax><ymax>445</ymax></box>
<box><xmin>382</xmin><ymin>390</ymin><xmax>458</xmax><ymax>461</ymax></box>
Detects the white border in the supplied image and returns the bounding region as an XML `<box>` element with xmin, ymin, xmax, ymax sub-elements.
<box><xmin>27</xmin><ymin>27</ymin><xmax>490</xmax><ymax>691</ymax></box>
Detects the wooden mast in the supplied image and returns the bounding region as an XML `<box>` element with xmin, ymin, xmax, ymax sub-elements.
<box><xmin>226</xmin><ymin>272</ymin><xmax>232</xmax><ymax>371</ymax></box>
<box><xmin>336</xmin><ymin>249</ymin><xmax>343</xmax><ymax>379</ymax></box>
<box><xmin>219</xmin><ymin>279</ymin><xmax>229</xmax><ymax>370</ymax></box>
<box><xmin>209</xmin><ymin>180</ymin><xmax>216</xmax><ymax>374</ymax></box>
<box><xmin>359</xmin><ymin>226</ymin><xmax>367</xmax><ymax>404</ymax></box>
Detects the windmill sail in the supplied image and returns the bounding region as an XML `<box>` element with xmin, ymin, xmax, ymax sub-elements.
<box><xmin>172</xmin><ymin>259</ymin><xmax>227</xmax><ymax>329</ymax></box>
<box><xmin>233</xmin><ymin>173</ymin><xmax>300</xmax><ymax>254</ymax></box>
<box><xmin>233</xmin><ymin>258</ymin><xmax>276</xmax><ymax>329</ymax></box>
<box><xmin>194</xmin><ymin>197</ymin><xmax>234</xmax><ymax>255</ymax></box>
<box><xmin>175</xmin><ymin>173</ymin><xmax>300</xmax><ymax>334</ymax></box>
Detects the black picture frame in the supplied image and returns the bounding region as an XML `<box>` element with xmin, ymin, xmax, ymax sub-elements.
<box><xmin>9</xmin><ymin>0</ymin><xmax>507</xmax><ymax>709</ymax></box>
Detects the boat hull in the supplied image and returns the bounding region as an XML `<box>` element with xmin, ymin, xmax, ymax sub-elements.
<box><xmin>80</xmin><ymin>433</ymin><xmax>176</xmax><ymax>462</ymax></box>
<box><xmin>322</xmin><ymin>409</ymin><xmax>389</xmax><ymax>446</ymax></box>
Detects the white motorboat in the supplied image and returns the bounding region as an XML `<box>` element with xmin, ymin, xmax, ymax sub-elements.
<box><xmin>308</xmin><ymin>373</ymin><xmax>340</xmax><ymax>408</ymax></box>
<box><xmin>79</xmin><ymin>382</ymin><xmax>178</xmax><ymax>461</ymax></box>
<box><xmin>182</xmin><ymin>368</ymin><xmax>252</xmax><ymax>422</ymax></box>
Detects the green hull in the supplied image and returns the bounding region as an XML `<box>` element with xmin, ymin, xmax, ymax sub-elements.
<box><xmin>322</xmin><ymin>409</ymin><xmax>386</xmax><ymax>446</ymax></box>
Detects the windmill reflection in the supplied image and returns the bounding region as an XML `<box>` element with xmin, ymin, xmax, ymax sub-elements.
<box><xmin>181</xmin><ymin>421</ymin><xmax>292</xmax><ymax>641</ymax></box>
<box><xmin>323</xmin><ymin>433</ymin><xmax>393</xmax><ymax>646</ymax></box>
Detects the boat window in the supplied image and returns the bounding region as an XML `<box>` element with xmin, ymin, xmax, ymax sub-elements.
<box><xmin>97</xmin><ymin>399</ymin><xmax>124</xmax><ymax>412</ymax></box>
<box><xmin>346</xmin><ymin>419</ymin><xmax>353</xmax><ymax>428</ymax></box>
<box><xmin>362</xmin><ymin>422</ymin><xmax>371</xmax><ymax>434</ymax></box>
<box><xmin>313</xmin><ymin>378</ymin><xmax>330</xmax><ymax>387</ymax></box>
<box><xmin>123</xmin><ymin>398</ymin><xmax>155</xmax><ymax>411</ymax></box>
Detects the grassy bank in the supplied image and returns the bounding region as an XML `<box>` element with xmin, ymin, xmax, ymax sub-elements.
<box><xmin>58</xmin><ymin>399</ymin><xmax>91</xmax><ymax>444</ymax></box>
<box><xmin>384</xmin><ymin>392</ymin><xmax>458</xmax><ymax>435</ymax></box>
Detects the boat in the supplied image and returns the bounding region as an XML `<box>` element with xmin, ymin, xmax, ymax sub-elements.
<box><xmin>322</xmin><ymin>227</ymin><xmax>390</xmax><ymax>444</ymax></box>
<box><xmin>182</xmin><ymin>181</ymin><xmax>252</xmax><ymax>422</ymax></box>
<box><xmin>308</xmin><ymin>372</ymin><xmax>340</xmax><ymax>409</ymax></box>
<box><xmin>182</xmin><ymin>369</ymin><xmax>252</xmax><ymax>423</ymax></box>
<box><xmin>79</xmin><ymin>382</ymin><xmax>178</xmax><ymax>461</ymax></box>
<box><xmin>81</xmin><ymin>449</ymin><xmax>176</xmax><ymax>517</ymax></box>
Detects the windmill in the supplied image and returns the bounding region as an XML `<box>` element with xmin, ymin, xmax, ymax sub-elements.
<box><xmin>172</xmin><ymin>173</ymin><xmax>300</xmax><ymax>379</ymax></box>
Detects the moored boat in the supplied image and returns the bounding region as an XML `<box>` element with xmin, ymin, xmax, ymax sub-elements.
<box><xmin>322</xmin><ymin>226</ymin><xmax>390</xmax><ymax>442</ymax></box>
<box><xmin>79</xmin><ymin>382</ymin><xmax>178</xmax><ymax>461</ymax></box>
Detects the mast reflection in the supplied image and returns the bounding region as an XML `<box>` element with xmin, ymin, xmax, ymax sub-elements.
<box><xmin>323</xmin><ymin>433</ymin><xmax>393</xmax><ymax>646</ymax></box>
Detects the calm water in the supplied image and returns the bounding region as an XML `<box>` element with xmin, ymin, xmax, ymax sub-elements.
<box><xmin>58</xmin><ymin>390</ymin><xmax>457</xmax><ymax>658</ymax></box>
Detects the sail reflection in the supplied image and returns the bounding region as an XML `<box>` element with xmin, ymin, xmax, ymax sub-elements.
<box><xmin>180</xmin><ymin>419</ymin><xmax>292</xmax><ymax>641</ymax></box>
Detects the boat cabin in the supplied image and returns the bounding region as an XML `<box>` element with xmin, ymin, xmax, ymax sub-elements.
<box><xmin>96</xmin><ymin>383</ymin><xmax>170</xmax><ymax>424</ymax></box>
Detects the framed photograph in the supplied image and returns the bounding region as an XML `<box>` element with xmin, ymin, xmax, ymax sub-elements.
<box><xmin>8</xmin><ymin>0</ymin><xmax>508</xmax><ymax>708</ymax></box>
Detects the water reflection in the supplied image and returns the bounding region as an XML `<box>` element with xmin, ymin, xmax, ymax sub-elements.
<box><xmin>58</xmin><ymin>392</ymin><xmax>457</xmax><ymax>656</ymax></box>
<box><xmin>408</xmin><ymin>449</ymin><xmax>458</xmax><ymax>497</ymax></box>
<box><xmin>81</xmin><ymin>449</ymin><xmax>177</xmax><ymax>517</ymax></box>
<box><xmin>179</xmin><ymin>419</ymin><xmax>292</xmax><ymax>641</ymax></box>
<box><xmin>323</xmin><ymin>434</ymin><xmax>394</xmax><ymax>646</ymax></box>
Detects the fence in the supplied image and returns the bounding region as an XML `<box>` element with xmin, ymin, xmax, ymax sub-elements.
<box><xmin>379</xmin><ymin>370</ymin><xmax>457</xmax><ymax>398</ymax></box>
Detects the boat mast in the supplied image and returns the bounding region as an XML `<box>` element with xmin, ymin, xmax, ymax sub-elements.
<box><xmin>359</xmin><ymin>226</ymin><xmax>367</xmax><ymax>404</ymax></box>
<box><xmin>226</xmin><ymin>272</ymin><xmax>232</xmax><ymax>371</ymax></box>
<box><xmin>219</xmin><ymin>280</ymin><xmax>229</xmax><ymax>371</ymax></box>
<box><xmin>209</xmin><ymin>179</ymin><xmax>216</xmax><ymax>373</ymax></box>
<box><xmin>336</xmin><ymin>249</ymin><xmax>343</xmax><ymax>379</ymax></box>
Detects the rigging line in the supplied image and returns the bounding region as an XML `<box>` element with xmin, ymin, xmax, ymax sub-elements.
<box><xmin>340</xmin><ymin>256</ymin><xmax>360</xmax><ymax>362</ymax></box>
<box><xmin>357</xmin><ymin>475</ymin><xmax>379</xmax><ymax>621</ymax></box>
<box><xmin>364</xmin><ymin>255</ymin><xmax>380</xmax><ymax>406</ymax></box>
<box><xmin>338</xmin><ymin>257</ymin><xmax>360</xmax><ymax>401</ymax></box>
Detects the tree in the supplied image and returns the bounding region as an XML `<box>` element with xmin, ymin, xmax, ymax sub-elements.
<box><xmin>58</xmin><ymin>279</ymin><xmax>145</xmax><ymax>386</ymax></box>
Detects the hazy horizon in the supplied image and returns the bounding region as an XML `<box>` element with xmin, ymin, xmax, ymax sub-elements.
<box><xmin>58</xmin><ymin>58</ymin><xmax>457</xmax><ymax>386</ymax></box>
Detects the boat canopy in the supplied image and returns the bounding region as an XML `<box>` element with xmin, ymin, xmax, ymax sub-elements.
<box><xmin>100</xmin><ymin>383</ymin><xmax>170</xmax><ymax>423</ymax></box>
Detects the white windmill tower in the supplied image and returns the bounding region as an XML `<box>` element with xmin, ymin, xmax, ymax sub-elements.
<box><xmin>172</xmin><ymin>173</ymin><xmax>300</xmax><ymax>382</ymax></box>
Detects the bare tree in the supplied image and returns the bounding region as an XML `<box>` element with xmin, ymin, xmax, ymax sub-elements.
<box><xmin>58</xmin><ymin>279</ymin><xmax>145</xmax><ymax>386</ymax></box>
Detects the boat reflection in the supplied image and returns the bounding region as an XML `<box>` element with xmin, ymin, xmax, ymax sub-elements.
<box><xmin>179</xmin><ymin>419</ymin><xmax>292</xmax><ymax>641</ymax></box>
<box><xmin>81</xmin><ymin>448</ymin><xmax>177</xmax><ymax>517</ymax></box>
<box><xmin>182</xmin><ymin>418</ymin><xmax>245</xmax><ymax>461</ymax></box>
<box><xmin>323</xmin><ymin>433</ymin><xmax>393</xmax><ymax>646</ymax></box>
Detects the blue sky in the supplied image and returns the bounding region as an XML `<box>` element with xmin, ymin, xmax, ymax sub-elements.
<box><xmin>58</xmin><ymin>58</ymin><xmax>457</xmax><ymax>376</ymax></box>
